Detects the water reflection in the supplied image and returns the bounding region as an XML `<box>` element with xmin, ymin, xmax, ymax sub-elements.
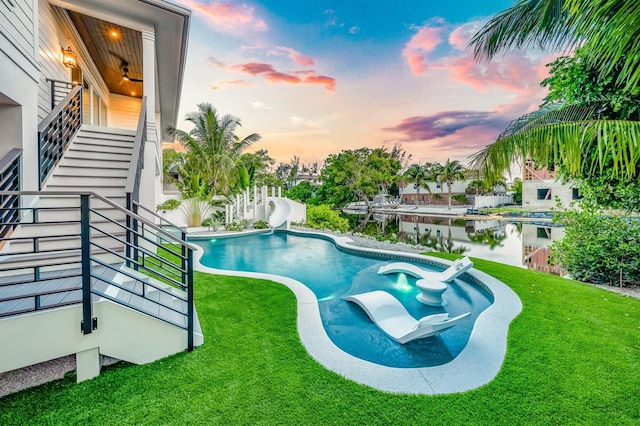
<box><xmin>342</xmin><ymin>212</ymin><xmax>566</xmax><ymax>276</ymax></box>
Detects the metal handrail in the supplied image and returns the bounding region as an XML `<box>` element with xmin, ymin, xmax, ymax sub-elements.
<box><xmin>134</xmin><ymin>200</ymin><xmax>186</xmax><ymax>232</ymax></box>
<box><xmin>38</xmin><ymin>85</ymin><xmax>82</xmax><ymax>189</ymax></box>
<box><xmin>37</xmin><ymin>84</ymin><xmax>82</xmax><ymax>135</ymax></box>
<box><xmin>0</xmin><ymin>148</ymin><xmax>22</xmax><ymax>175</ymax></box>
<box><xmin>45</xmin><ymin>78</ymin><xmax>75</xmax><ymax>110</ymax></box>
<box><xmin>125</xmin><ymin>97</ymin><xmax>147</xmax><ymax>197</ymax></box>
<box><xmin>0</xmin><ymin>190</ymin><xmax>195</xmax><ymax>350</ymax></box>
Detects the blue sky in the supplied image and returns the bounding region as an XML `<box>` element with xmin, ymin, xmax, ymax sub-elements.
<box><xmin>172</xmin><ymin>1</ymin><xmax>552</xmax><ymax>167</ymax></box>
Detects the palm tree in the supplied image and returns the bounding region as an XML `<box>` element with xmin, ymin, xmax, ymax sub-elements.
<box><xmin>436</xmin><ymin>159</ymin><xmax>466</xmax><ymax>210</ymax></box>
<box><xmin>403</xmin><ymin>163</ymin><xmax>432</xmax><ymax>205</ymax></box>
<box><xmin>468</xmin><ymin>0</ymin><xmax>640</xmax><ymax>181</ymax></box>
<box><xmin>167</xmin><ymin>103</ymin><xmax>261</xmax><ymax>196</ymax></box>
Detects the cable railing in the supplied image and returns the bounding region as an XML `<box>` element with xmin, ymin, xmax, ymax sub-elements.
<box><xmin>0</xmin><ymin>191</ymin><xmax>195</xmax><ymax>351</ymax></box>
<box><xmin>38</xmin><ymin>85</ymin><xmax>82</xmax><ymax>189</ymax></box>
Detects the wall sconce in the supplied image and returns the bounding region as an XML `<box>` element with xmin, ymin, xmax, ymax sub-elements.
<box><xmin>61</xmin><ymin>46</ymin><xmax>76</xmax><ymax>68</ymax></box>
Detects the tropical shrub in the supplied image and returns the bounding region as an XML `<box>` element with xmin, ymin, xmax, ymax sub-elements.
<box><xmin>305</xmin><ymin>205</ymin><xmax>349</xmax><ymax>232</ymax></box>
<box><xmin>202</xmin><ymin>216</ymin><xmax>224</xmax><ymax>231</ymax></box>
<box><xmin>180</xmin><ymin>198</ymin><xmax>211</xmax><ymax>227</ymax></box>
<box><xmin>239</xmin><ymin>218</ymin><xmax>252</xmax><ymax>229</ymax></box>
<box><xmin>225</xmin><ymin>221</ymin><xmax>243</xmax><ymax>232</ymax></box>
<box><xmin>452</xmin><ymin>194</ymin><xmax>468</xmax><ymax>204</ymax></box>
<box><xmin>551</xmin><ymin>204</ymin><xmax>640</xmax><ymax>286</ymax></box>
<box><xmin>253</xmin><ymin>220</ymin><xmax>269</xmax><ymax>229</ymax></box>
<box><xmin>156</xmin><ymin>199</ymin><xmax>182</xmax><ymax>213</ymax></box>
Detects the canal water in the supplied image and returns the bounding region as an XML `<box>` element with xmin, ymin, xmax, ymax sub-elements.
<box><xmin>342</xmin><ymin>212</ymin><xmax>566</xmax><ymax>276</ymax></box>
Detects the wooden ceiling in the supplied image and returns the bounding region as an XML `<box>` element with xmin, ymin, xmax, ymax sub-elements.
<box><xmin>67</xmin><ymin>11</ymin><xmax>143</xmax><ymax>98</ymax></box>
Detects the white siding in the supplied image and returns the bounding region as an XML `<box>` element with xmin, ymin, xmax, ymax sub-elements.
<box><xmin>0</xmin><ymin>0</ymin><xmax>36</xmax><ymax>61</ymax></box>
<box><xmin>37</xmin><ymin>0</ymin><xmax>72</xmax><ymax>120</ymax></box>
<box><xmin>108</xmin><ymin>94</ymin><xmax>141</xmax><ymax>130</ymax></box>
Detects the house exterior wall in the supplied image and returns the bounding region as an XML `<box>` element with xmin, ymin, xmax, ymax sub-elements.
<box><xmin>522</xmin><ymin>179</ymin><xmax>577</xmax><ymax>210</ymax></box>
<box><xmin>0</xmin><ymin>0</ymin><xmax>40</xmax><ymax>191</ymax></box>
<box><xmin>108</xmin><ymin>94</ymin><xmax>141</xmax><ymax>130</ymax></box>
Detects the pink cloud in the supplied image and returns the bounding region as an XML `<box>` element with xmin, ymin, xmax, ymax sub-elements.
<box><xmin>275</xmin><ymin>46</ymin><xmax>315</xmax><ymax>66</ymax></box>
<box><xmin>234</xmin><ymin>62</ymin><xmax>275</xmax><ymax>75</ymax></box>
<box><xmin>402</xmin><ymin>26</ymin><xmax>444</xmax><ymax>75</ymax></box>
<box><xmin>210</xmin><ymin>79</ymin><xmax>251</xmax><ymax>90</ymax></box>
<box><xmin>231</xmin><ymin>62</ymin><xmax>336</xmax><ymax>91</ymax></box>
<box><xmin>403</xmin><ymin>21</ymin><xmax>553</xmax><ymax>111</ymax></box>
<box><xmin>303</xmin><ymin>75</ymin><xmax>336</xmax><ymax>91</ymax></box>
<box><xmin>383</xmin><ymin>110</ymin><xmax>509</xmax><ymax>142</ymax></box>
<box><xmin>178</xmin><ymin>0</ymin><xmax>267</xmax><ymax>32</ymax></box>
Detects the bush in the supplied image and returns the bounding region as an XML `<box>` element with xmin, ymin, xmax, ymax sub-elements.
<box><xmin>225</xmin><ymin>221</ymin><xmax>243</xmax><ymax>232</ymax></box>
<box><xmin>156</xmin><ymin>199</ymin><xmax>182</xmax><ymax>212</ymax></box>
<box><xmin>305</xmin><ymin>204</ymin><xmax>349</xmax><ymax>232</ymax></box>
<box><xmin>452</xmin><ymin>194</ymin><xmax>468</xmax><ymax>204</ymax></box>
<box><xmin>551</xmin><ymin>204</ymin><xmax>640</xmax><ymax>286</ymax></box>
<box><xmin>253</xmin><ymin>220</ymin><xmax>269</xmax><ymax>229</ymax></box>
<box><xmin>202</xmin><ymin>216</ymin><xmax>224</xmax><ymax>231</ymax></box>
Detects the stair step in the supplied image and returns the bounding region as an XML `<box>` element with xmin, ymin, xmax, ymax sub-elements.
<box><xmin>71</xmin><ymin>141</ymin><xmax>133</xmax><ymax>155</ymax></box>
<box><xmin>57</xmin><ymin>156</ymin><xmax>131</xmax><ymax>170</ymax></box>
<box><xmin>74</xmin><ymin>134</ymin><xmax>135</xmax><ymax>146</ymax></box>
<box><xmin>79</xmin><ymin>126</ymin><xmax>136</xmax><ymax>138</ymax></box>
<box><xmin>13</xmin><ymin>220</ymin><xmax>125</xmax><ymax>238</ymax></box>
<box><xmin>45</xmin><ymin>185</ymin><xmax>126</xmax><ymax>198</ymax></box>
<box><xmin>55</xmin><ymin>164</ymin><xmax>129</xmax><ymax>176</ymax></box>
<box><xmin>64</xmin><ymin>149</ymin><xmax>131</xmax><ymax>162</ymax></box>
<box><xmin>37</xmin><ymin>195</ymin><xmax>126</xmax><ymax>208</ymax></box>
<box><xmin>48</xmin><ymin>175</ymin><xmax>127</xmax><ymax>187</ymax></box>
<box><xmin>32</xmin><ymin>206</ymin><xmax>126</xmax><ymax>223</ymax></box>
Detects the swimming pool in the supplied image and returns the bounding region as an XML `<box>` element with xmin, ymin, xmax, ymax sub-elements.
<box><xmin>194</xmin><ymin>231</ymin><xmax>493</xmax><ymax>368</ymax></box>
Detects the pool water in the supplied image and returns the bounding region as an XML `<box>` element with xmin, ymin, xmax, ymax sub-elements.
<box><xmin>195</xmin><ymin>232</ymin><xmax>493</xmax><ymax>368</ymax></box>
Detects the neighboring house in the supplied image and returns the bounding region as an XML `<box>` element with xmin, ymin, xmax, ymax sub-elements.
<box><xmin>0</xmin><ymin>0</ymin><xmax>202</xmax><ymax>387</ymax></box>
<box><xmin>521</xmin><ymin>160</ymin><xmax>581</xmax><ymax>210</ymax></box>
<box><xmin>294</xmin><ymin>172</ymin><xmax>320</xmax><ymax>186</ymax></box>
<box><xmin>399</xmin><ymin>180</ymin><xmax>506</xmax><ymax>206</ymax></box>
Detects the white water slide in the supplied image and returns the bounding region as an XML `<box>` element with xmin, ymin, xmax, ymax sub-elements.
<box><xmin>268</xmin><ymin>197</ymin><xmax>294</xmax><ymax>228</ymax></box>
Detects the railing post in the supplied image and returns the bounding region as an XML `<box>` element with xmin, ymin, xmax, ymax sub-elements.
<box><xmin>187</xmin><ymin>247</ymin><xmax>194</xmax><ymax>352</ymax></box>
<box><xmin>80</xmin><ymin>194</ymin><xmax>93</xmax><ymax>335</ymax></box>
<box><xmin>125</xmin><ymin>194</ymin><xmax>132</xmax><ymax>268</ymax></box>
<box><xmin>132</xmin><ymin>202</ymin><xmax>139</xmax><ymax>271</ymax></box>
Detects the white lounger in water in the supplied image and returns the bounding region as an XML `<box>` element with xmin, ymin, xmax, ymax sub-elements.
<box><xmin>377</xmin><ymin>256</ymin><xmax>473</xmax><ymax>283</ymax></box>
<box><xmin>345</xmin><ymin>290</ymin><xmax>471</xmax><ymax>344</ymax></box>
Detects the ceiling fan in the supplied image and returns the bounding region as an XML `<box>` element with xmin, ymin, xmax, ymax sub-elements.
<box><xmin>120</xmin><ymin>64</ymin><xmax>143</xmax><ymax>84</ymax></box>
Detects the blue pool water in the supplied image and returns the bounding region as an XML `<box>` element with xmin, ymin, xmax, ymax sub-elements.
<box><xmin>195</xmin><ymin>231</ymin><xmax>493</xmax><ymax>368</ymax></box>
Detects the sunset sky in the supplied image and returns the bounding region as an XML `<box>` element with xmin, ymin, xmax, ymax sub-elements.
<box><xmin>172</xmin><ymin>0</ymin><xmax>554</xmax><ymax>168</ymax></box>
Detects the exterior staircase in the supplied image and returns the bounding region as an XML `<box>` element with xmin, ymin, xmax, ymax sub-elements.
<box><xmin>0</xmin><ymin>118</ymin><xmax>202</xmax><ymax>386</ymax></box>
<box><xmin>3</xmin><ymin>125</ymin><xmax>134</xmax><ymax>261</ymax></box>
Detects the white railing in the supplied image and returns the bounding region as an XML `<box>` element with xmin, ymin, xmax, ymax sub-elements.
<box><xmin>225</xmin><ymin>185</ymin><xmax>282</xmax><ymax>224</ymax></box>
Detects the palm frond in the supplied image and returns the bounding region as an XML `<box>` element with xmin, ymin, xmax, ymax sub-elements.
<box><xmin>470</xmin><ymin>108</ymin><xmax>640</xmax><ymax>179</ymax></box>
<box><xmin>469</xmin><ymin>0</ymin><xmax>577</xmax><ymax>60</ymax></box>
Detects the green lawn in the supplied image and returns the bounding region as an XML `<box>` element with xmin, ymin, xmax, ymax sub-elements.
<box><xmin>1</xmin><ymin>254</ymin><xmax>639</xmax><ymax>425</ymax></box>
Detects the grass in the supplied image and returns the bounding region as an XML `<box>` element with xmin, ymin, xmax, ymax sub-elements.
<box><xmin>1</xmin><ymin>254</ymin><xmax>640</xmax><ymax>424</ymax></box>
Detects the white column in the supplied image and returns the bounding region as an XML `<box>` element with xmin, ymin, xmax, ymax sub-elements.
<box><xmin>278</xmin><ymin>187</ymin><xmax>282</xmax><ymax>197</ymax></box>
<box><xmin>139</xmin><ymin>28</ymin><xmax>159</xmax><ymax>215</ymax></box>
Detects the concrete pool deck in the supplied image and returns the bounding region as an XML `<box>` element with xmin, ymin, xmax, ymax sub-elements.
<box><xmin>191</xmin><ymin>229</ymin><xmax>522</xmax><ymax>395</ymax></box>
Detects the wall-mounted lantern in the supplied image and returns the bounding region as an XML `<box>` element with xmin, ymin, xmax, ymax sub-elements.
<box><xmin>61</xmin><ymin>46</ymin><xmax>76</xmax><ymax>68</ymax></box>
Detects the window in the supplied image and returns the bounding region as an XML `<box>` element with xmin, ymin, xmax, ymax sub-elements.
<box><xmin>537</xmin><ymin>227</ymin><xmax>551</xmax><ymax>239</ymax></box>
<box><xmin>537</xmin><ymin>188</ymin><xmax>551</xmax><ymax>200</ymax></box>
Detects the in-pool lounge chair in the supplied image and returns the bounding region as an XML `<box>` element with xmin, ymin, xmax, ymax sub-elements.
<box><xmin>345</xmin><ymin>290</ymin><xmax>471</xmax><ymax>344</ymax></box>
<box><xmin>377</xmin><ymin>256</ymin><xmax>474</xmax><ymax>283</ymax></box>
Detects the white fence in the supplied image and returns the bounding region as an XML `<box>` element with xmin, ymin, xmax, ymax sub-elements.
<box><xmin>473</xmin><ymin>194</ymin><xmax>514</xmax><ymax>209</ymax></box>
